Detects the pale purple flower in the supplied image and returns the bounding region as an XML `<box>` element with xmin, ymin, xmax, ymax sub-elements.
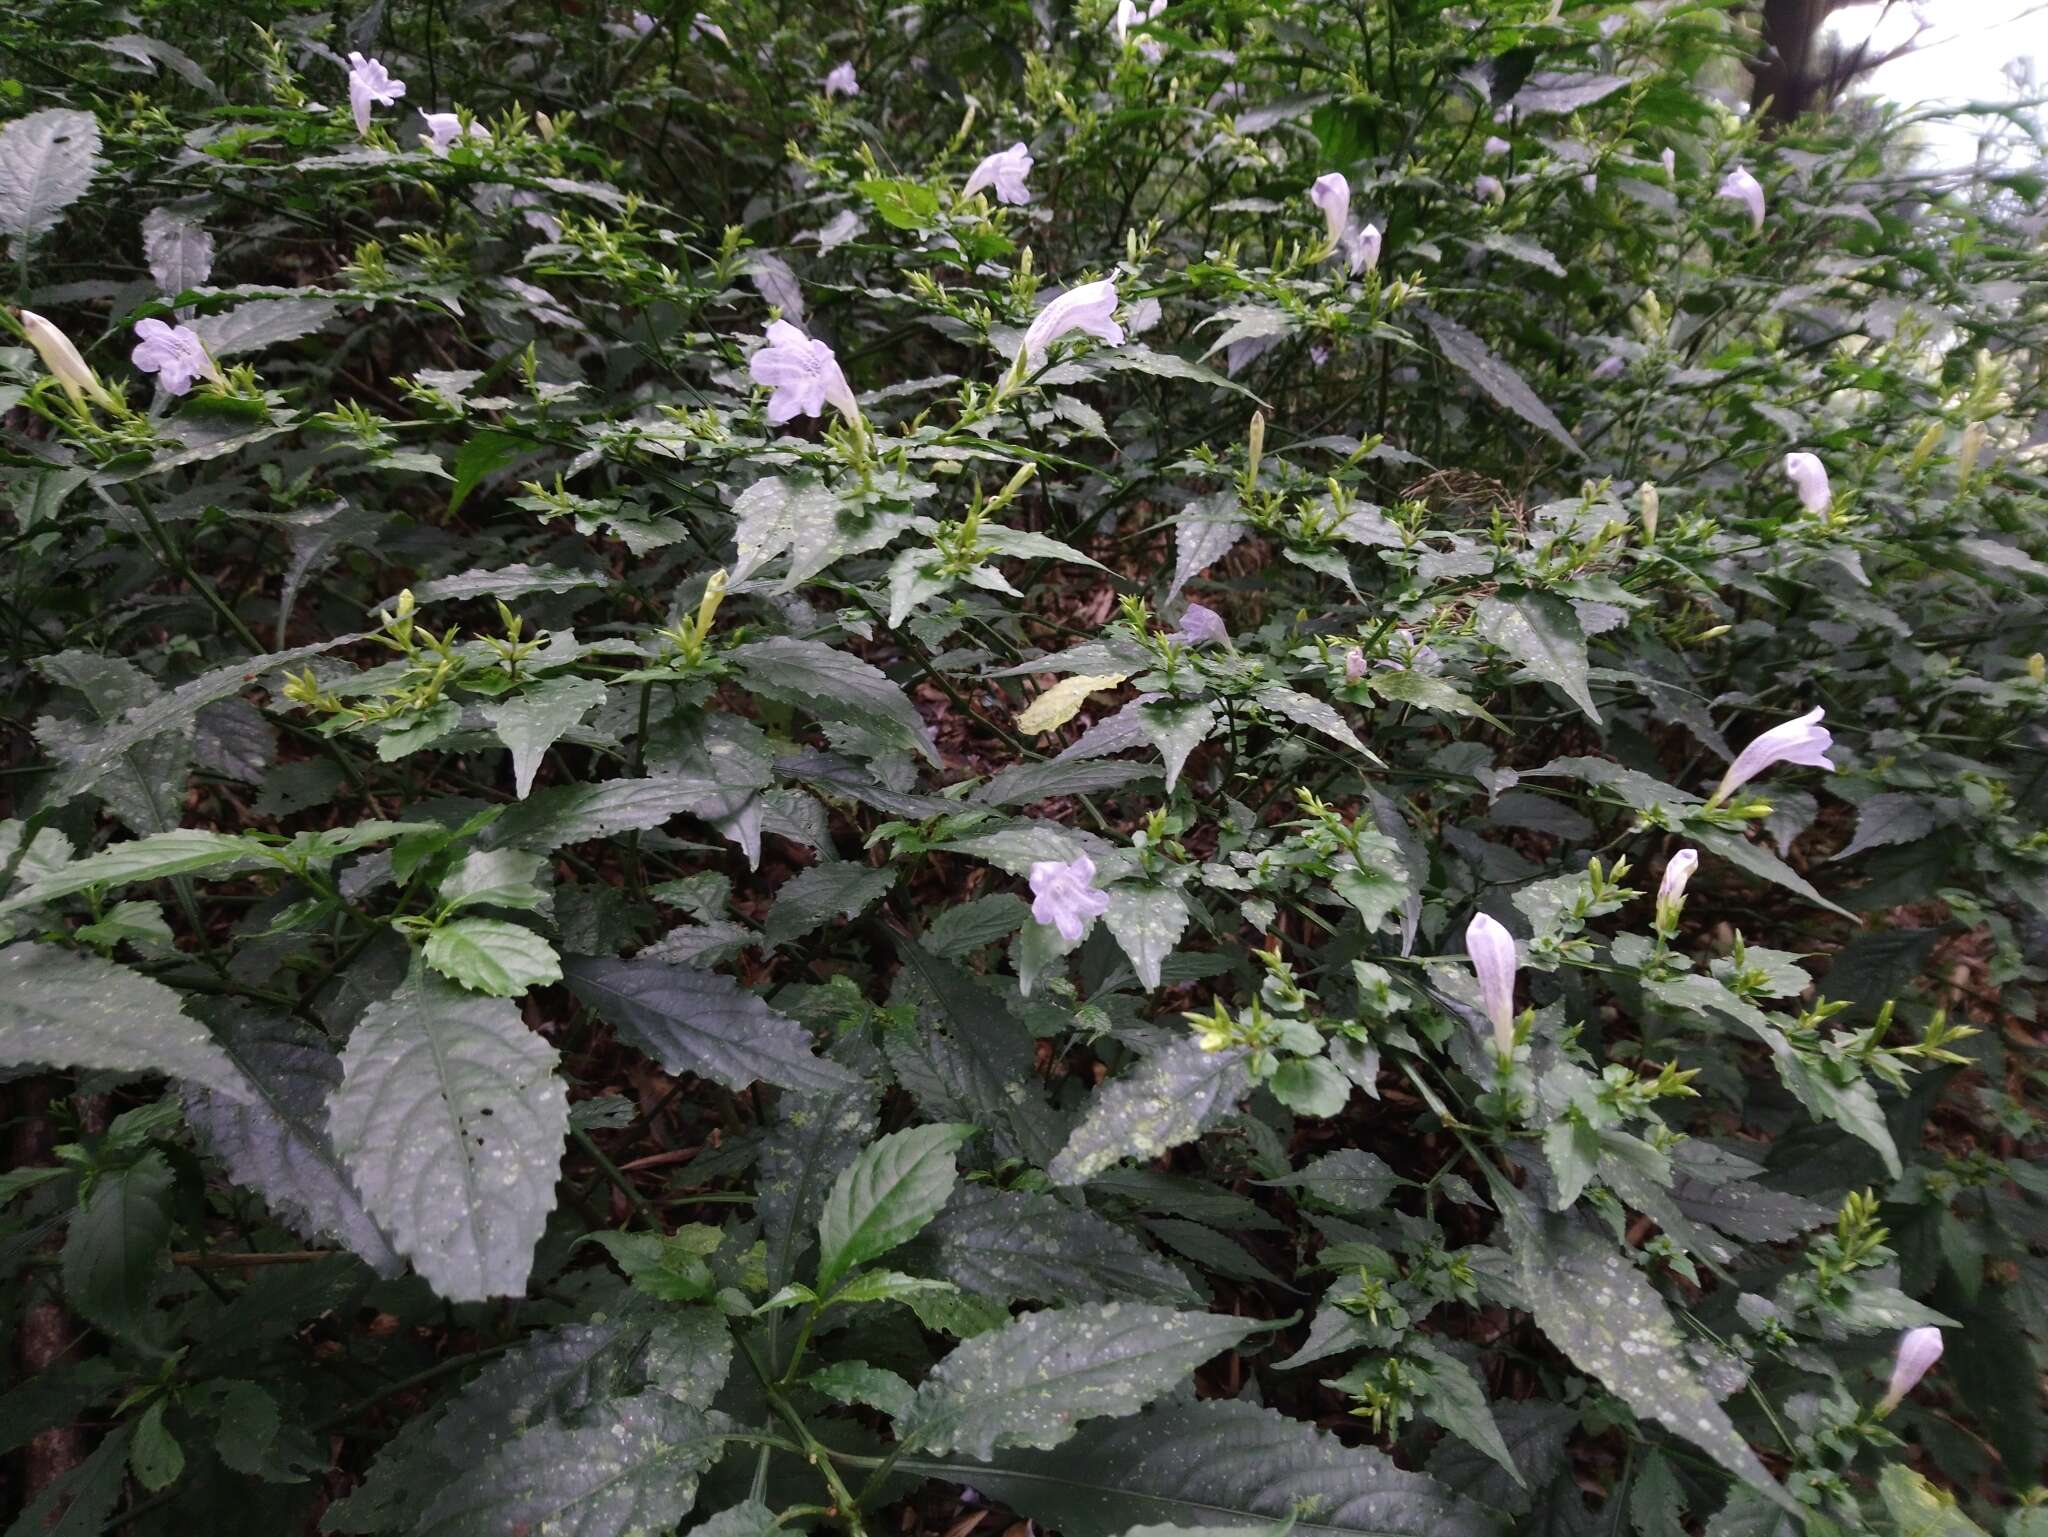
<box><xmin>421</xmin><ymin>111</ymin><xmax>489</xmax><ymax>154</ymax></box>
<box><xmin>1709</xmin><ymin>707</ymin><xmax>1835</xmax><ymax>807</ymax></box>
<box><xmin>690</xmin><ymin>13</ymin><xmax>730</xmax><ymax>45</ymax></box>
<box><xmin>1879</xmin><ymin>1327</ymin><xmax>1944</xmax><ymax>1414</ymax></box>
<box><xmin>1591</xmin><ymin>354</ymin><xmax>1625</xmax><ymax>381</ymax></box>
<box><xmin>1465</xmin><ymin>912</ymin><xmax>1518</xmax><ymax>1055</ymax></box>
<box><xmin>1343</xmin><ymin>222</ymin><xmax>1382</xmax><ymax>275</ymax></box>
<box><xmin>1173</xmin><ymin>603</ymin><xmax>1228</xmax><ymax>647</ymax></box>
<box><xmin>1112</xmin><ymin>0</ymin><xmax>1165</xmax><ymax>42</ymax></box>
<box><xmin>1483</xmin><ymin>135</ymin><xmax>1511</xmax><ymax>158</ymax></box>
<box><xmin>1474</xmin><ymin>174</ymin><xmax>1505</xmax><ymax>204</ymax></box>
<box><xmin>1135</xmin><ymin>35</ymin><xmax>1164</xmax><ymax>64</ymax></box>
<box><xmin>130</xmin><ymin>318</ymin><xmax>219</xmax><ymax>396</ymax></box>
<box><xmin>1020</xmin><ymin>278</ymin><xmax>1123</xmax><ymax>364</ymax></box>
<box><xmin>20</xmin><ymin>310</ymin><xmax>114</xmax><ymax>409</ymax></box>
<box><xmin>1658</xmin><ymin>848</ymin><xmax>1699</xmax><ymax>908</ymax></box>
<box><xmin>1344</xmin><ymin>647</ymin><xmax>1367</xmax><ymax>683</ymax></box>
<box><xmin>1718</xmin><ymin>165</ymin><xmax>1764</xmax><ymax>232</ymax></box>
<box><xmin>1310</xmin><ymin>343</ymin><xmax>1331</xmax><ymax>367</ymax></box>
<box><xmin>1029</xmin><ymin>854</ymin><xmax>1110</xmax><ymax>943</ymax></box>
<box><xmin>1661</xmin><ymin>146</ymin><xmax>1677</xmax><ymax>180</ymax></box>
<box><xmin>1784</xmin><ymin>451</ymin><xmax>1831</xmax><ymax>514</ymax></box>
<box><xmin>749</xmin><ymin>319</ymin><xmax>859</xmax><ymax>424</ymax></box>
<box><xmin>964</xmin><ymin>142</ymin><xmax>1033</xmax><ymax>205</ymax></box>
<box><xmin>823</xmin><ymin>60</ymin><xmax>858</xmax><ymax>97</ymax></box>
<box><xmin>631</xmin><ymin>10</ymin><xmax>656</xmax><ymax>34</ymax></box>
<box><xmin>1309</xmin><ymin>173</ymin><xmax>1350</xmax><ymax>247</ymax></box>
<box><xmin>346</xmin><ymin>52</ymin><xmax>406</xmax><ymax>136</ymax></box>
<box><xmin>1580</xmin><ymin>172</ymin><xmax>1598</xmax><ymax>195</ymax></box>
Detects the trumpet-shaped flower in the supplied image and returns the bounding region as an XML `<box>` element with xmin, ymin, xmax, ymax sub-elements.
<box><xmin>1465</xmin><ymin>912</ymin><xmax>1518</xmax><ymax>1055</ymax></box>
<box><xmin>130</xmin><ymin>318</ymin><xmax>220</xmax><ymax>396</ymax></box>
<box><xmin>1343</xmin><ymin>221</ymin><xmax>1382</xmax><ymax>276</ymax></box>
<box><xmin>1019</xmin><ymin>278</ymin><xmax>1123</xmax><ymax>365</ymax></box>
<box><xmin>421</xmin><ymin>111</ymin><xmax>490</xmax><ymax>154</ymax></box>
<box><xmin>1173</xmin><ymin>602</ymin><xmax>1228</xmax><ymax>647</ymax></box>
<box><xmin>631</xmin><ymin>10</ymin><xmax>657</xmax><ymax>34</ymax></box>
<box><xmin>690</xmin><ymin>13</ymin><xmax>729</xmax><ymax>45</ymax></box>
<box><xmin>964</xmin><ymin>142</ymin><xmax>1033</xmax><ymax>206</ymax></box>
<box><xmin>1483</xmin><ymin>135</ymin><xmax>1511</xmax><ymax>158</ymax></box>
<box><xmin>1784</xmin><ymin>451</ymin><xmax>1831</xmax><ymax>514</ymax></box>
<box><xmin>19</xmin><ymin>310</ymin><xmax>115</xmax><ymax>409</ymax></box>
<box><xmin>1112</xmin><ymin>0</ymin><xmax>1166</xmax><ymax>42</ymax></box>
<box><xmin>1308</xmin><ymin>173</ymin><xmax>1350</xmax><ymax>247</ymax></box>
<box><xmin>1658</xmin><ymin>848</ymin><xmax>1699</xmax><ymax>906</ymax></box>
<box><xmin>823</xmin><ymin>60</ymin><xmax>858</xmax><ymax>97</ymax></box>
<box><xmin>1718</xmin><ymin>165</ymin><xmax>1765</xmax><ymax>232</ymax></box>
<box><xmin>749</xmin><ymin>319</ymin><xmax>859</xmax><ymax>424</ymax></box>
<box><xmin>1344</xmin><ymin>647</ymin><xmax>1367</xmax><ymax>683</ymax></box>
<box><xmin>346</xmin><ymin>52</ymin><xmax>406</xmax><ymax>136</ymax></box>
<box><xmin>1709</xmin><ymin>707</ymin><xmax>1835</xmax><ymax>807</ymax></box>
<box><xmin>1661</xmin><ymin>146</ymin><xmax>1677</xmax><ymax>180</ymax></box>
<box><xmin>1879</xmin><ymin>1327</ymin><xmax>1944</xmax><ymax>1414</ymax></box>
<box><xmin>1475</xmin><ymin>174</ymin><xmax>1505</xmax><ymax>204</ymax></box>
<box><xmin>1591</xmin><ymin>354</ymin><xmax>1625</xmax><ymax>381</ymax></box>
<box><xmin>1029</xmin><ymin>854</ymin><xmax>1111</xmax><ymax>943</ymax></box>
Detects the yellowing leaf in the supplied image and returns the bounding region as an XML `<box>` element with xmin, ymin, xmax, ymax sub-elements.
<box><xmin>1016</xmin><ymin>674</ymin><xmax>1127</xmax><ymax>735</ymax></box>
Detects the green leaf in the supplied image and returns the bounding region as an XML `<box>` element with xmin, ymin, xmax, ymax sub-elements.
<box><xmin>1421</xmin><ymin>310</ymin><xmax>1580</xmax><ymax>456</ymax></box>
<box><xmin>438</xmin><ymin>848</ymin><xmax>550</xmax><ymax>914</ymax></box>
<box><xmin>0</xmin><ymin>828</ymin><xmax>269</xmax><ymax>912</ymax></box>
<box><xmin>0</xmin><ymin>108</ymin><xmax>102</xmax><ymax>250</ymax></box>
<box><xmin>816</xmin><ymin>1122</ymin><xmax>975</xmax><ymax>1293</ymax></box>
<box><xmin>423</xmin><ymin>917</ymin><xmax>563</xmax><ymax>997</ymax></box>
<box><xmin>921</xmin><ymin>894</ymin><xmax>1030</xmax><ymax>958</ymax></box>
<box><xmin>806</xmin><ymin>1361</ymin><xmax>915</xmax><ymax>1421</ymax></box>
<box><xmin>189</xmin><ymin>298</ymin><xmax>339</xmax><ymax>359</ymax></box>
<box><xmin>973</xmin><ymin>757</ymin><xmax>1157</xmax><ymax>806</ymax></box>
<box><xmin>129</xmin><ymin>1399</ymin><xmax>183</xmax><ymax>1492</ymax></box>
<box><xmin>446</xmin><ymin>429</ymin><xmax>524</xmax><ymax>518</ymax></box>
<box><xmin>326</xmin><ymin>971</ymin><xmax>569</xmax><ymax>1302</ymax></box>
<box><xmin>1269</xmin><ymin>1057</ymin><xmax>1350</xmax><ymax>1117</ymax></box>
<box><xmin>728</xmin><ymin>476</ymin><xmax>849</xmax><ymax>586</ymax></box>
<box><xmin>897</xmin><ymin>1396</ymin><xmax>1490</xmax><ymax>1537</ymax></box>
<box><xmin>1254</xmin><ymin>684</ymin><xmax>1376</xmax><ymax>757</ymax></box>
<box><xmin>857</xmin><ymin>176</ymin><xmax>941</xmax><ymax>230</ymax></box>
<box><xmin>1410</xmin><ymin>1342</ymin><xmax>1521</xmax><ymax>1488</ymax></box>
<box><xmin>409</xmin><ymin>563</ymin><xmax>611</xmax><ymax>604</ymax></box>
<box><xmin>0</xmin><ymin>942</ymin><xmax>249</xmax><ymax>1100</ymax></box>
<box><xmin>1048</xmin><ymin>1036</ymin><xmax>1250</xmax><ymax>1187</ymax></box>
<box><xmin>761</xmin><ymin>860</ymin><xmax>898</xmax><ymax>947</ymax></box>
<box><xmin>758</xmin><ymin>1069</ymin><xmax>880</xmax><ymax>1290</ymax></box>
<box><xmin>562</xmin><ymin>955</ymin><xmax>859</xmax><ymax>1094</ymax></box>
<box><xmin>1136</xmin><ymin>699</ymin><xmax>1215</xmax><ymax>794</ymax></box>
<box><xmin>182</xmin><ymin>1005</ymin><xmax>402</xmax><ymax>1277</ymax></box>
<box><xmin>491</xmin><ymin>771</ymin><xmax>739</xmax><ymax>851</ymax></box>
<box><xmin>62</xmin><ymin>1151</ymin><xmax>174</xmax><ymax>1347</ymax></box>
<box><xmin>1258</xmin><ymin>1150</ymin><xmax>1400</xmax><ymax>1213</ymax></box>
<box><xmin>1102</xmin><ymin>885</ymin><xmax>1189</xmax><ymax>989</ymax></box>
<box><xmin>583</xmin><ymin>1231</ymin><xmax>715</xmax><ymax>1302</ymax></box>
<box><xmin>731</xmin><ymin>636</ymin><xmax>938</xmax><ymax>765</ymax></box>
<box><xmin>1477</xmin><ymin>593</ymin><xmax>1601</xmax><ymax>724</ymax></box>
<box><xmin>1506</xmin><ymin>1204</ymin><xmax>1795</xmax><ymax>1512</ymax></box>
<box><xmin>482</xmin><ymin>675</ymin><xmax>607</xmax><ymax>799</ymax></box>
<box><xmin>902</xmin><ymin>1305</ymin><xmax>1264</xmax><ymax>1458</ymax></box>
<box><xmin>1169</xmin><ymin>491</ymin><xmax>1246</xmax><ymax>600</ymax></box>
<box><xmin>907</xmin><ymin>1185</ymin><xmax>1199</xmax><ymax>1306</ymax></box>
<box><xmin>1367</xmin><ymin>667</ymin><xmax>1504</xmax><ymax>727</ymax></box>
<box><xmin>1876</xmin><ymin>1467</ymin><xmax>1991</xmax><ymax>1537</ymax></box>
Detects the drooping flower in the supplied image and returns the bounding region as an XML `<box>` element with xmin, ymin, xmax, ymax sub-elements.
<box><xmin>1344</xmin><ymin>647</ymin><xmax>1367</xmax><ymax>683</ymax></box>
<box><xmin>1465</xmin><ymin>912</ymin><xmax>1519</xmax><ymax>1056</ymax></box>
<box><xmin>1784</xmin><ymin>451</ymin><xmax>1831</xmax><ymax>514</ymax></box>
<box><xmin>1661</xmin><ymin>146</ymin><xmax>1677</xmax><ymax>180</ymax></box>
<box><xmin>1343</xmin><ymin>221</ymin><xmax>1382</xmax><ymax>276</ymax></box>
<box><xmin>1029</xmin><ymin>853</ymin><xmax>1111</xmax><ymax>943</ymax></box>
<box><xmin>19</xmin><ymin>310</ymin><xmax>115</xmax><ymax>409</ymax></box>
<box><xmin>1708</xmin><ymin>707</ymin><xmax>1835</xmax><ymax>808</ymax></box>
<box><xmin>346</xmin><ymin>52</ymin><xmax>406</xmax><ymax>136</ymax></box>
<box><xmin>421</xmin><ymin>111</ymin><xmax>490</xmax><ymax>154</ymax></box>
<box><xmin>690</xmin><ymin>13</ymin><xmax>730</xmax><ymax>45</ymax></box>
<box><xmin>631</xmin><ymin>10</ymin><xmax>657</xmax><ymax>34</ymax></box>
<box><xmin>1135</xmin><ymin>35</ymin><xmax>1165</xmax><ymax>64</ymax></box>
<box><xmin>749</xmin><ymin>319</ymin><xmax>859</xmax><ymax>424</ymax></box>
<box><xmin>130</xmin><ymin>318</ymin><xmax>221</xmax><ymax>396</ymax></box>
<box><xmin>1483</xmin><ymin>135</ymin><xmax>1511</xmax><ymax>158</ymax></box>
<box><xmin>823</xmin><ymin>60</ymin><xmax>858</xmax><ymax>97</ymax></box>
<box><xmin>1590</xmin><ymin>354</ymin><xmax>1625</xmax><ymax>381</ymax></box>
<box><xmin>1879</xmin><ymin>1327</ymin><xmax>1944</xmax><ymax>1414</ymax></box>
<box><xmin>1173</xmin><ymin>602</ymin><xmax>1228</xmax><ymax>647</ymax></box>
<box><xmin>1019</xmin><ymin>278</ymin><xmax>1123</xmax><ymax>365</ymax></box>
<box><xmin>1655</xmin><ymin>847</ymin><xmax>1699</xmax><ymax>936</ymax></box>
<box><xmin>1112</xmin><ymin>0</ymin><xmax>1166</xmax><ymax>43</ymax></box>
<box><xmin>1637</xmin><ymin>481</ymin><xmax>1660</xmax><ymax>542</ymax></box>
<box><xmin>1718</xmin><ymin>165</ymin><xmax>1765</xmax><ymax>232</ymax></box>
<box><xmin>1580</xmin><ymin>172</ymin><xmax>1598</xmax><ymax>195</ymax></box>
<box><xmin>1308</xmin><ymin>173</ymin><xmax>1350</xmax><ymax>247</ymax></box>
<box><xmin>964</xmin><ymin>142</ymin><xmax>1034</xmax><ymax>206</ymax></box>
<box><xmin>1474</xmin><ymin>174</ymin><xmax>1505</xmax><ymax>204</ymax></box>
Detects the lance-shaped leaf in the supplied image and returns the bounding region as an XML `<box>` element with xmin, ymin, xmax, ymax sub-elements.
<box><xmin>901</xmin><ymin>1305</ymin><xmax>1264</xmax><ymax>1459</ymax></box>
<box><xmin>563</xmin><ymin>955</ymin><xmax>858</xmax><ymax>1094</ymax></box>
<box><xmin>760</xmin><ymin>860</ymin><xmax>897</xmax><ymax>947</ymax></box>
<box><xmin>895</xmin><ymin>1395</ymin><xmax>1491</xmax><ymax>1537</ymax></box>
<box><xmin>182</xmin><ymin>1006</ymin><xmax>402</xmax><ymax>1276</ymax></box>
<box><xmin>1048</xmin><ymin>1036</ymin><xmax>1250</xmax><ymax>1187</ymax></box>
<box><xmin>817</xmin><ymin>1122</ymin><xmax>974</xmax><ymax>1293</ymax></box>
<box><xmin>1103</xmin><ymin>885</ymin><xmax>1189</xmax><ymax>990</ymax></box>
<box><xmin>904</xmin><ymin>1186</ymin><xmax>1198</xmax><ymax>1306</ymax></box>
<box><xmin>0</xmin><ymin>942</ymin><xmax>249</xmax><ymax>1100</ymax></box>
<box><xmin>0</xmin><ymin>108</ymin><xmax>102</xmax><ymax>249</ymax></box>
<box><xmin>326</xmin><ymin>972</ymin><xmax>568</xmax><ymax>1302</ymax></box>
<box><xmin>1506</xmin><ymin>1204</ymin><xmax>1795</xmax><ymax>1512</ymax></box>
<box><xmin>759</xmin><ymin>1070</ymin><xmax>880</xmax><ymax>1290</ymax></box>
<box><xmin>1421</xmin><ymin>310</ymin><xmax>1580</xmax><ymax>456</ymax></box>
<box><xmin>0</xmin><ymin>828</ymin><xmax>270</xmax><ymax>912</ymax></box>
<box><xmin>1477</xmin><ymin>592</ymin><xmax>1601</xmax><ymax>724</ymax></box>
<box><xmin>490</xmin><ymin>771</ymin><xmax>737</xmax><ymax>851</ymax></box>
<box><xmin>482</xmin><ymin>674</ymin><xmax>608</xmax><ymax>799</ymax></box>
<box><xmin>731</xmin><ymin>637</ymin><xmax>938</xmax><ymax>765</ymax></box>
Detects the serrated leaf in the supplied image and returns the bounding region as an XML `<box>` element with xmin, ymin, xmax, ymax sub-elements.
<box><xmin>189</xmin><ymin>299</ymin><xmax>340</xmax><ymax>359</ymax></box>
<box><xmin>761</xmin><ymin>860</ymin><xmax>897</xmax><ymax>947</ymax></box>
<box><xmin>817</xmin><ymin>1123</ymin><xmax>974</xmax><ymax>1293</ymax></box>
<box><xmin>62</xmin><ymin>1152</ymin><xmax>173</xmax><ymax>1346</ymax></box>
<box><xmin>903</xmin><ymin>1305</ymin><xmax>1262</xmax><ymax>1458</ymax></box>
<box><xmin>423</xmin><ymin>918</ymin><xmax>562</xmax><ymax>997</ymax></box>
<box><xmin>326</xmin><ymin>972</ymin><xmax>568</xmax><ymax>1302</ymax></box>
<box><xmin>1477</xmin><ymin>593</ymin><xmax>1600</xmax><ymax>723</ymax></box>
<box><xmin>759</xmin><ymin>1067</ymin><xmax>880</xmax><ymax>1290</ymax></box>
<box><xmin>439</xmin><ymin>848</ymin><xmax>549</xmax><ymax>914</ymax></box>
<box><xmin>1254</xmin><ymin>684</ymin><xmax>1375</xmax><ymax>756</ymax></box>
<box><xmin>0</xmin><ymin>829</ymin><xmax>269</xmax><ymax>912</ymax></box>
<box><xmin>1018</xmin><ymin>673</ymin><xmax>1129</xmax><ymax>735</ymax></box>
<box><xmin>728</xmin><ymin>476</ymin><xmax>844</xmax><ymax>586</ymax></box>
<box><xmin>896</xmin><ymin>1396</ymin><xmax>1490</xmax><ymax>1537</ymax></box>
<box><xmin>973</xmin><ymin>757</ymin><xmax>1157</xmax><ymax>806</ymax></box>
<box><xmin>1258</xmin><ymin>1149</ymin><xmax>1400</xmax><ymax>1212</ymax></box>
<box><xmin>1421</xmin><ymin>310</ymin><xmax>1580</xmax><ymax>455</ymax></box>
<box><xmin>806</xmin><ymin>1361</ymin><xmax>916</xmax><ymax>1421</ymax></box>
<box><xmin>182</xmin><ymin>1005</ymin><xmax>402</xmax><ymax>1277</ymax></box>
<box><xmin>141</xmin><ymin>206</ymin><xmax>213</xmax><ymax>298</ymax></box>
<box><xmin>1170</xmin><ymin>492</ymin><xmax>1246</xmax><ymax>601</ymax></box>
<box><xmin>1834</xmin><ymin>792</ymin><xmax>1936</xmax><ymax>861</ymax></box>
<box><xmin>1506</xmin><ymin>1205</ymin><xmax>1795</xmax><ymax>1511</ymax></box>
<box><xmin>563</xmin><ymin>955</ymin><xmax>859</xmax><ymax>1094</ymax></box>
<box><xmin>1367</xmin><ymin>668</ymin><xmax>1503</xmax><ymax>726</ymax></box>
<box><xmin>1048</xmin><ymin>1036</ymin><xmax>1250</xmax><ymax>1187</ymax></box>
<box><xmin>0</xmin><ymin>942</ymin><xmax>249</xmax><ymax>1099</ymax></box>
<box><xmin>491</xmin><ymin>771</ymin><xmax>735</xmax><ymax>851</ymax></box>
<box><xmin>907</xmin><ymin>1185</ymin><xmax>1198</xmax><ymax>1305</ymax></box>
<box><xmin>731</xmin><ymin>637</ymin><xmax>937</xmax><ymax>765</ymax></box>
<box><xmin>921</xmin><ymin>894</ymin><xmax>1029</xmax><ymax>958</ymax></box>
<box><xmin>1103</xmin><ymin>885</ymin><xmax>1189</xmax><ymax>989</ymax></box>
<box><xmin>409</xmin><ymin>563</ymin><xmax>610</xmax><ymax>604</ymax></box>
<box><xmin>0</xmin><ymin>108</ymin><xmax>101</xmax><ymax>250</ymax></box>
<box><xmin>1137</xmin><ymin>699</ymin><xmax>1215</xmax><ymax>793</ymax></box>
<box><xmin>1411</xmin><ymin>1342</ymin><xmax>1521</xmax><ymax>1488</ymax></box>
<box><xmin>482</xmin><ymin>675</ymin><xmax>607</xmax><ymax>799</ymax></box>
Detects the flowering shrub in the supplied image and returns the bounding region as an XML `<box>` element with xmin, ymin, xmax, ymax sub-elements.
<box><xmin>0</xmin><ymin>2</ymin><xmax>2044</xmax><ymax>1534</ymax></box>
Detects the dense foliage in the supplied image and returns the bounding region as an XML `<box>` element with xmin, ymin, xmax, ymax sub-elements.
<box><xmin>2</xmin><ymin>1</ymin><xmax>2045</xmax><ymax>1533</ymax></box>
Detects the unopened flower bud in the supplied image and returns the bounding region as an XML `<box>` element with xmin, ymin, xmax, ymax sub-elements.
<box><xmin>1878</xmin><ymin>1327</ymin><xmax>1944</xmax><ymax>1415</ymax></box>
<box><xmin>1958</xmin><ymin>421</ymin><xmax>1987</xmax><ymax>484</ymax></box>
<box><xmin>1637</xmin><ymin>482</ymin><xmax>1660</xmax><ymax>543</ymax></box>
<box><xmin>19</xmin><ymin>310</ymin><xmax>116</xmax><ymax>410</ymax></box>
